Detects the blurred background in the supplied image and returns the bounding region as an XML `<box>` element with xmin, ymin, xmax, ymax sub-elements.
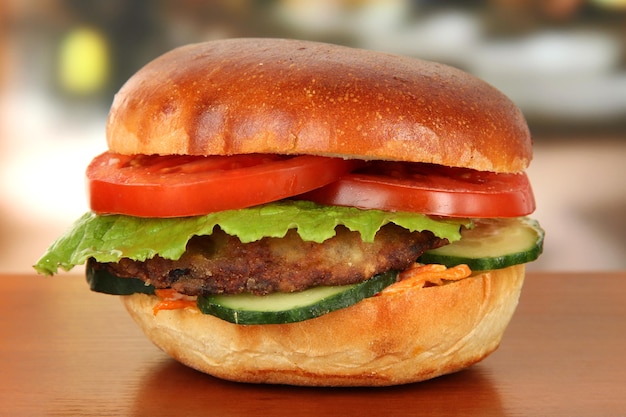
<box><xmin>1</xmin><ymin>0</ymin><xmax>625</xmax><ymax>274</ymax></box>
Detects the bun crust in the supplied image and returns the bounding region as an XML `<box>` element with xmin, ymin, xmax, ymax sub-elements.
<box><xmin>122</xmin><ymin>265</ymin><xmax>525</xmax><ymax>386</ymax></box>
<box><xmin>107</xmin><ymin>38</ymin><xmax>531</xmax><ymax>173</ymax></box>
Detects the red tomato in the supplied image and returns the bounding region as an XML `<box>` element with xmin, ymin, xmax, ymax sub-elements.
<box><xmin>299</xmin><ymin>161</ymin><xmax>536</xmax><ymax>218</ymax></box>
<box><xmin>87</xmin><ymin>152</ymin><xmax>360</xmax><ymax>217</ymax></box>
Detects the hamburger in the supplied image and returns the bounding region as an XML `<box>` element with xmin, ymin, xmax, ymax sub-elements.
<box><xmin>34</xmin><ymin>38</ymin><xmax>544</xmax><ymax>386</ymax></box>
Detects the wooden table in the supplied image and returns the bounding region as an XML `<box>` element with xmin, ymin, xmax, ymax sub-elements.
<box><xmin>1</xmin><ymin>271</ymin><xmax>624</xmax><ymax>416</ymax></box>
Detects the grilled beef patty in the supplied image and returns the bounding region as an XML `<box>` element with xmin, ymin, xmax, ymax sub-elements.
<box><xmin>90</xmin><ymin>225</ymin><xmax>447</xmax><ymax>296</ymax></box>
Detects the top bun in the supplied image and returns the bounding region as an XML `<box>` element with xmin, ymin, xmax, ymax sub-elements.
<box><xmin>107</xmin><ymin>38</ymin><xmax>531</xmax><ymax>173</ymax></box>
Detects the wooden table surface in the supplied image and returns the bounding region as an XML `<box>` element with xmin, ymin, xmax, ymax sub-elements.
<box><xmin>1</xmin><ymin>271</ymin><xmax>625</xmax><ymax>417</ymax></box>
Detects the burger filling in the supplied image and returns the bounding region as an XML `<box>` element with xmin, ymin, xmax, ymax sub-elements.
<box><xmin>34</xmin><ymin>153</ymin><xmax>541</xmax><ymax>324</ymax></box>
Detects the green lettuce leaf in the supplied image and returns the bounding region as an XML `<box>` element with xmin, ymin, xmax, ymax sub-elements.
<box><xmin>34</xmin><ymin>201</ymin><xmax>468</xmax><ymax>275</ymax></box>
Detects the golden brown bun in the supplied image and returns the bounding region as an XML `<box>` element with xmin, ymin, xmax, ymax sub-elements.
<box><xmin>107</xmin><ymin>38</ymin><xmax>531</xmax><ymax>173</ymax></box>
<box><xmin>122</xmin><ymin>265</ymin><xmax>525</xmax><ymax>386</ymax></box>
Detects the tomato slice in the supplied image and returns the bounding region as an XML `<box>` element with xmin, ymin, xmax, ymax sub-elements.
<box><xmin>299</xmin><ymin>161</ymin><xmax>535</xmax><ymax>218</ymax></box>
<box><xmin>87</xmin><ymin>152</ymin><xmax>360</xmax><ymax>217</ymax></box>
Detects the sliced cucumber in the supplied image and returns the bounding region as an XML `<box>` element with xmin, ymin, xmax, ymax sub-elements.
<box><xmin>86</xmin><ymin>264</ymin><xmax>397</xmax><ymax>325</ymax></box>
<box><xmin>197</xmin><ymin>271</ymin><xmax>397</xmax><ymax>325</ymax></box>
<box><xmin>86</xmin><ymin>264</ymin><xmax>155</xmax><ymax>295</ymax></box>
<box><xmin>418</xmin><ymin>217</ymin><xmax>544</xmax><ymax>271</ymax></box>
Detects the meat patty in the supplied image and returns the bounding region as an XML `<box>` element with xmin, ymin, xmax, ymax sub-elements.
<box><xmin>92</xmin><ymin>225</ymin><xmax>447</xmax><ymax>296</ymax></box>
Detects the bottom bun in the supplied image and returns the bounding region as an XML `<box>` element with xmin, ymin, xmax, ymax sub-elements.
<box><xmin>122</xmin><ymin>265</ymin><xmax>525</xmax><ymax>386</ymax></box>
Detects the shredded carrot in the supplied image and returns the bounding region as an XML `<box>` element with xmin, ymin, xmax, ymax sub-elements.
<box><xmin>152</xmin><ymin>289</ymin><xmax>197</xmax><ymax>315</ymax></box>
<box><xmin>380</xmin><ymin>263</ymin><xmax>472</xmax><ymax>296</ymax></box>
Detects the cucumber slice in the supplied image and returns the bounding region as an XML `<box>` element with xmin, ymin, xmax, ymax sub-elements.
<box><xmin>86</xmin><ymin>264</ymin><xmax>397</xmax><ymax>325</ymax></box>
<box><xmin>419</xmin><ymin>217</ymin><xmax>544</xmax><ymax>271</ymax></box>
<box><xmin>197</xmin><ymin>271</ymin><xmax>397</xmax><ymax>325</ymax></box>
<box><xmin>86</xmin><ymin>264</ymin><xmax>155</xmax><ymax>295</ymax></box>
